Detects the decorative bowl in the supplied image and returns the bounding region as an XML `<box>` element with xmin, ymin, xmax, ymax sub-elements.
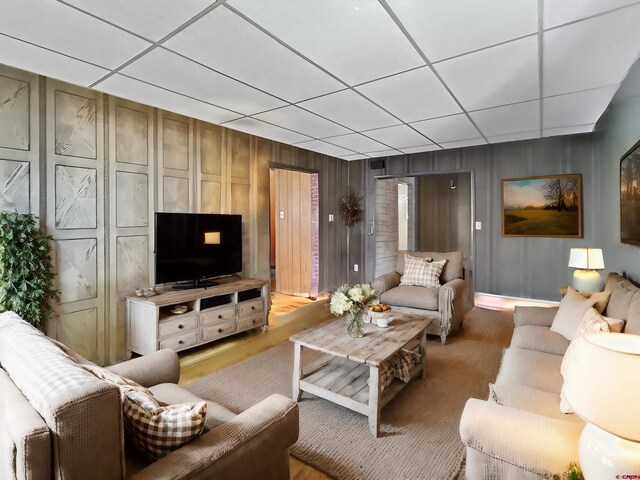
<box><xmin>170</xmin><ymin>305</ymin><xmax>188</xmax><ymax>315</ymax></box>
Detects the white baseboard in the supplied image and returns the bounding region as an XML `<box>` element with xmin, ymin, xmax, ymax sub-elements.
<box><xmin>474</xmin><ymin>292</ymin><xmax>559</xmax><ymax>311</ymax></box>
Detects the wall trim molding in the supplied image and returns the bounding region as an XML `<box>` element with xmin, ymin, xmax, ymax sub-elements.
<box><xmin>474</xmin><ymin>291</ymin><xmax>559</xmax><ymax>311</ymax></box>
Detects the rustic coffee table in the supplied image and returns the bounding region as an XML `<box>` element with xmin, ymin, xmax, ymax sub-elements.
<box><xmin>289</xmin><ymin>312</ymin><xmax>432</xmax><ymax>437</ymax></box>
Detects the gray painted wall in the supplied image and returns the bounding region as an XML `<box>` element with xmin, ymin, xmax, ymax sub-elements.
<box><xmin>362</xmin><ymin>59</ymin><xmax>640</xmax><ymax>301</ymax></box>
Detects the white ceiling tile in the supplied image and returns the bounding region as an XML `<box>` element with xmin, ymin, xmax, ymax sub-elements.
<box><xmin>254</xmin><ymin>105</ymin><xmax>350</xmax><ymax>138</ymax></box>
<box><xmin>439</xmin><ymin>138</ymin><xmax>488</xmax><ymax>149</ymax></box>
<box><xmin>470</xmin><ymin>101</ymin><xmax>540</xmax><ymax>137</ymax></box>
<box><xmin>410</xmin><ymin>114</ymin><xmax>480</xmax><ymax>143</ymax></box>
<box><xmin>388</xmin><ymin>0</ymin><xmax>537</xmax><ymax>62</ymax></box>
<box><xmin>356</xmin><ymin>67</ymin><xmax>461</xmax><ymax>122</ymax></box>
<box><xmin>226</xmin><ymin>0</ymin><xmax>424</xmax><ymax>85</ymax></box>
<box><xmin>165</xmin><ymin>8</ymin><xmax>344</xmax><ymax>102</ymax></box>
<box><xmin>298</xmin><ymin>90</ymin><xmax>400</xmax><ymax>131</ymax></box>
<box><xmin>323</xmin><ymin>133</ymin><xmax>387</xmax><ymax>152</ymax></box>
<box><xmin>96</xmin><ymin>74</ymin><xmax>241</xmax><ymax>124</ymax></box>
<box><xmin>544</xmin><ymin>6</ymin><xmax>640</xmax><ymax>97</ymax></box>
<box><xmin>224</xmin><ymin>118</ymin><xmax>312</xmax><ymax>144</ymax></box>
<box><xmin>0</xmin><ymin>0</ymin><xmax>151</xmax><ymax>69</ymax></box>
<box><xmin>400</xmin><ymin>145</ymin><xmax>443</xmax><ymax>154</ymax></box>
<box><xmin>543</xmin><ymin>124</ymin><xmax>595</xmax><ymax>137</ymax></box>
<box><xmin>363</xmin><ymin>149</ymin><xmax>403</xmax><ymax>156</ymax></box>
<box><xmin>295</xmin><ymin>140</ymin><xmax>354</xmax><ymax>157</ymax></box>
<box><xmin>487</xmin><ymin>130</ymin><xmax>540</xmax><ymax>144</ymax></box>
<box><xmin>340</xmin><ymin>154</ymin><xmax>370</xmax><ymax>161</ymax></box>
<box><xmin>543</xmin><ymin>86</ymin><xmax>618</xmax><ymax>129</ymax></box>
<box><xmin>63</xmin><ymin>0</ymin><xmax>215</xmax><ymax>42</ymax></box>
<box><xmin>120</xmin><ymin>48</ymin><xmax>286</xmax><ymax>115</ymax></box>
<box><xmin>0</xmin><ymin>35</ymin><xmax>108</xmax><ymax>86</ymax></box>
<box><xmin>362</xmin><ymin>125</ymin><xmax>432</xmax><ymax>149</ymax></box>
<box><xmin>435</xmin><ymin>36</ymin><xmax>539</xmax><ymax>111</ymax></box>
<box><xmin>544</xmin><ymin>0</ymin><xmax>639</xmax><ymax>28</ymax></box>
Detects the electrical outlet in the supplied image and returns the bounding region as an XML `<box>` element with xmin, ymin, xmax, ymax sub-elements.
<box><xmin>475</xmin><ymin>221</ymin><xmax>482</xmax><ymax>230</ymax></box>
<box><xmin>353</xmin><ymin>264</ymin><xmax>359</xmax><ymax>272</ymax></box>
<box><xmin>329</xmin><ymin>214</ymin><xmax>334</xmax><ymax>222</ymax></box>
<box><xmin>280</xmin><ymin>211</ymin><xmax>285</xmax><ymax>219</ymax></box>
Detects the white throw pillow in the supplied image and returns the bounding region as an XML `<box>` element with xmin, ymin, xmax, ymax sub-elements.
<box><xmin>400</xmin><ymin>255</ymin><xmax>442</xmax><ymax>287</ymax></box>
<box><xmin>551</xmin><ymin>287</ymin><xmax>602</xmax><ymax>341</ymax></box>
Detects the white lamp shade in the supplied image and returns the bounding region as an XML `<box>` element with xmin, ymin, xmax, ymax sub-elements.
<box><xmin>563</xmin><ymin>333</ymin><xmax>640</xmax><ymax>442</ymax></box>
<box><xmin>568</xmin><ymin>248</ymin><xmax>604</xmax><ymax>270</ymax></box>
<box><xmin>203</xmin><ymin>231</ymin><xmax>221</xmax><ymax>245</ymax></box>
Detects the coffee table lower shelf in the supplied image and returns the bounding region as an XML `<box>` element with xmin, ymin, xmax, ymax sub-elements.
<box><xmin>295</xmin><ymin>353</ymin><xmax>423</xmax><ymax>437</ymax></box>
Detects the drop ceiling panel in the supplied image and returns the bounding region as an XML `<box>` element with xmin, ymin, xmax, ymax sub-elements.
<box><xmin>363</xmin><ymin>125</ymin><xmax>432</xmax><ymax>149</ymax></box>
<box><xmin>324</xmin><ymin>133</ymin><xmax>387</xmax><ymax>152</ymax></box>
<box><xmin>298</xmin><ymin>89</ymin><xmax>401</xmax><ymax>131</ymax></box>
<box><xmin>340</xmin><ymin>154</ymin><xmax>370</xmax><ymax>161</ymax></box>
<box><xmin>119</xmin><ymin>48</ymin><xmax>286</xmax><ymax>115</ymax></box>
<box><xmin>470</xmin><ymin>101</ymin><xmax>540</xmax><ymax>137</ymax></box>
<box><xmin>253</xmin><ymin>105</ymin><xmax>350</xmax><ymax>138</ymax></box>
<box><xmin>544</xmin><ymin>6</ymin><xmax>640</xmax><ymax>97</ymax></box>
<box><xmin>487</xmin><ymin>130</ymin><xmax>540</xmax><ymax>144</ymax></box>
<box><xmin>294</xmin><ymin>139</ymin><xmax>353</xmax><ymax>157</ymax></box>
<box><xmin>224</xmin><ymin>118</ymin><xmax>312</xmax><ymax>144</ymax></box>
<box><xmin>411</xmin><ymin>114</ymin><xmax>481</xmax><ymax>144</ymax></box>
<box><xmin>0</xmin><ymin>0</ymin><xmax>150</xmax><ymax>69</ymax></box>
<box><xmin>226</xmin><ymin>0</ymin><xmax>424</xmax><ymax>85</ymax></box>
<box><xmin>356</xmin><ymin>67</ymin><xmax>461</xmax><ymax>122</ymax></box>
<box><xmin>0</xmin><ymin>35</ymin><xmax>108</xmax><ymax>86</ymax></box>
<box><xmin>96</xmin><ymin>74</ymin><xmax>241</xmax><ymax>124</ymax></box>
<box><xmin>435</xmin><ymin>36</ymin><xmax>539</xmax><ymax>111</ymax></box>
<box><xmin>439</xmin><ymin>138</ymin><xmax>488</xmax><ymax>149</ymax></box>
<box><xmin>543</xmin><ymin>0</ymin><xmax>640</xmax><ymax>28</ymax></box>
<box><xmin>62</xmin><ymin>0</ymin><xmax>215</xmax><ymax>42</ymax></box>
<box><xmin>388</xmin><ymin>0</ymin><xmax>538</xmax><ymax>62</ymax></box>
<box><xmin>364</xmin><ymin>149</ymin><xmax>402</xmax><ymax>157</ymax></box>
<box><xmin>543</xmin><ymin>86</ymin><xmax>618</xmax><ymax>129</ymax></box>
<box><xmin>165</xmin><ymin>7</ymin><xmax>343</xmax><ymax>103</ymax></box>
<box><xmin>400</xmin><ymin>145</ymin><xmax>443</xmax><ymax>154</ymax></box>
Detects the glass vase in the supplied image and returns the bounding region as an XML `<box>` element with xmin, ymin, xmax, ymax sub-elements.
<box><xmin>346</xmin><ymin>311</ymin><xmax>365</xmax><ymax>338</ymax></box>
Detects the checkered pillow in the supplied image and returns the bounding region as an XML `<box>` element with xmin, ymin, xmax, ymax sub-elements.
<box><xmin>123</xmin><ymin>389</ymin><xmax>207</xmax><ymax>460</ymax></box>
<box><xmin>400</xmin><ymin>255</ymin><xmax>445</xmax><ymax>288</ymax></box>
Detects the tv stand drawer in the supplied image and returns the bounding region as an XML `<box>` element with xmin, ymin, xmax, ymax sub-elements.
<box><xmin>237</xmin><ymin>314</ymin><xmax>263</xmax><ymax>331</ymax></box>
<box><xmin>201</xmin><ymin>306</ymin><xmax>235</xmax><ymax>326</ymax></box>
<box><xmin>159</xmin><ymin>315</ymin><xmax>198</xmax><ymax>338</ymax></box>
<box><xmin>202</xmin><ymin>320</ymin><xmax>236</xmax><ymax>342</ymax></box>
<box><xmin>237</xmin><ymin>299</ymin><xmax>264</xmax><ymax>317</ymax></box>
<box><xmin>159</xmin><ymin>331</ymin><xmax>198</xmax><ymax>351</ymax></box>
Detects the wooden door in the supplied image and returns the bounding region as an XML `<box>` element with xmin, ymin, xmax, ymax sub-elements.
<box><xmin>273</xmin><ymin>169</ymin><xmax>312</xmax><ymax>296</ymax></box>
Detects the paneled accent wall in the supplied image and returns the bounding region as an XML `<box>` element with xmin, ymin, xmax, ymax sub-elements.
<box><xmin>46</xmin><ymin>80</ymin><xmax>106</xmax><ymax>364</ymax></box>
<box><xmin>158</xmin><ymin>111</ymin><xmax>193</xmax><ymax>213</ymax></box>
<box><xmin>0</xmin><ymin>66</ymin><xmax>39</xmax><ymax>215</ymax></box>
<box><xmin>107</xmin><ymin>97</ymin><xmax>155</xmax><ymax>363</ymax></box>
<box><xmin>196</xmin><ymin>122</ymin><xmax>224</xmax><ymax>213</ymax></box>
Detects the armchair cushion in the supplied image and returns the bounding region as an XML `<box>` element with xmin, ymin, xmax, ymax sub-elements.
<box><xmin>397</xmin><ymin>250</ymin><xmax>463</xmax><ymax>283</ymax></box>
<box><xmin>400</xmin><ymin>256</ymin><xmax>444</xmax><ymax>287</ymax></box>
<box><xmin>380</xmin><ymin>285</ymin><xmax>439</xmax><ymax>310</ymax></box>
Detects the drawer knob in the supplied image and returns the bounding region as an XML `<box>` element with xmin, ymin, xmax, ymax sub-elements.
<box><xmin>218</xmin><ymin>314</ymin><xmax>223</xmax><ymax>319</ymax></box>
<box><xmin>251</xmin><ymin>306</ymin><xmax>256</xmax><ymax>310</ymax></box>
<box><xmin>217</xmin><ymin>328</ymin><xmax>223</xmax><ymax>333</ymax></box>
<box><xmin>178</xmin><ymin>340</ymin><xmax>184</xmax><ymax>345</ymax></box>
<box><xmin>178</xmin><ymin>324</ymin><xmax>184</xmax><ymax>329</ymax></box>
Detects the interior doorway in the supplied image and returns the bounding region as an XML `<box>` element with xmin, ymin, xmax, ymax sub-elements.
<box><xmin>270</xmin><ymin>168</ymin><xmax>319</xmax><ymax>298</ymax></box>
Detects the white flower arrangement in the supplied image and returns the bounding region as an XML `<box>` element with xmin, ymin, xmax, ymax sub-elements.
<box><xmin>330</xmin><ymin>283</ymin><xmax>378</xmax><ymax>317</ymax></box>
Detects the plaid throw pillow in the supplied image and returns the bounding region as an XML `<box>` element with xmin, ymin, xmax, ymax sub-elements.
<box><xmin>400</xmin><ymin>255</ymin><xmax>445</xmax><ymax>288</ymax></box>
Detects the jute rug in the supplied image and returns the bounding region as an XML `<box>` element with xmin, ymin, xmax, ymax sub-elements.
<box><xmin>186</xmin><ymin>307</ymin><xmax>513</xmax><ymax>480</ymax></box>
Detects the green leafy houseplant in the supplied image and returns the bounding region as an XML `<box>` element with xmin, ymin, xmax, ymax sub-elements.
<box><xmin>562</xmin><ymin>462</ymin><xmax>584</xmax><ymax>480</ymax></box>
<box><xmin>0</xmin><ymin>212</ymin><xmax>59</xmax><ymax>329</ymax></box>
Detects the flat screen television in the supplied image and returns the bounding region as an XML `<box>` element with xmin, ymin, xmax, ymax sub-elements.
<box><xmin>155</xmin><ymin>212</ymin><xmax>242</xmax><ymax>288</ymax></box>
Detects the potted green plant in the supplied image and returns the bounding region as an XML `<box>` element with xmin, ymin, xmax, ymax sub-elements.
<box><xmin>0</xmin><ymin>211</ymin><xmax>59</xmax><ymax>329</ymax></box>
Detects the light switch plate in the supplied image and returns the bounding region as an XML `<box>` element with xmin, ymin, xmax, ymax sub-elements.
<box><xmin>475</xmin><ymin>221</ymin><xmax>482</xmax><ymax>230</ymax></box>
<box><xmin>280</xmin><ymin>211</ymin><xmax>285</xmax><ymax>219</ymax></box>
<box><xmin>329</xmin><ymin>214</ymin><xmax>334</xmax><ymax>222</ymax></box>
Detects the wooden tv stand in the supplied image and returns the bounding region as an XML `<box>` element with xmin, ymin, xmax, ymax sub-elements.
<box><xmin>125</xmin><ymin>277</ymin><xmax>269</xmax><ymax>356</ymax></box>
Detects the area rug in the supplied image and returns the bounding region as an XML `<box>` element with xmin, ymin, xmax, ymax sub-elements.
<box><xmin>186</xmin><ymin>308</ymin><xmax>513</xmax><ymax>480</ymax></box>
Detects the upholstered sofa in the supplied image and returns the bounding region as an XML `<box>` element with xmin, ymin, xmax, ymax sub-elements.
<box><xmin>0</xmin><ymin>311</ymin><xmax>298</xmax><ymax>480</ymax></box>
<box><xmin>459</xmin><ymin>273</ymin><xmax>640</xmax><ymax>479</ymax></box>
<box><xmin>371</xmin><ymin>250</ymin><xmax>466</xmax><ymax>343</ymax></box>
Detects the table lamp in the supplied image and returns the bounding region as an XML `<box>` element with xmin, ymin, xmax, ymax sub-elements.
<box><xmin>563</xmin><ymin>333</ymin><xmax>640</xmax><ymax>479</ymax></box>
<box><xmin>568</xmin><ymin>248</ymin><xmax>605</xmax><ymax>292</ymax></box>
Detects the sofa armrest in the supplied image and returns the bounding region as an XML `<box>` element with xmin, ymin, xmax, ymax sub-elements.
<box><xmin>460</xmin><ymin>398</ymin><xmax>582</xmax><ymax>477</ymax></box>
<box><xmin>106</xmin><ymin>349</ymin><xmax>180</xmax><ymax>387</ymax></box>
<box><xmin>371</xmin><ymin>272</ymin><xmax>401</xmax><ymax>295</ymax></box>
<box><xmin>513</xmin><ymin>306</ymin><xmax>558</xmax><ymax>328</ymax></box>
<box><xmin>131</xmin><ymin>394</ymin><xmax>298</xmax><ymax>480</ymax></box>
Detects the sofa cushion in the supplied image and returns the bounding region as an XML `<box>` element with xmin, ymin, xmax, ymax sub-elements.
<box><xmin>489</xmin><ymin>384</ymin><xmax>583</xmax><ymax>424</ymax></box>
<box><xmin>150</xmin><ymin>383</ymin><xmax>236</xmax><ymax>431</ymax></box>
<box><xmin>495</xmin><ymin>347</ymin><xmax>564</xmax><ymax>395</ymax></box>
<box><xmin>604</xmin><ymin>272</ymin><xmax>627</xmax><ymax>292</ymax></box>
<box><xmin>510</xmin><ymin>325</ymin><xmax>569</xmax><ymax>356</ymax></box>
<box><xmin>604</xmin><ymin>279</ymin><xmax>637</xmax><ymax>321</ymax></box>
<box><xmin>550</xmin><ymin>287</ymin><xmax>608</xmax><ymax>341</ymax></box>
<box><xmin>396</xmin><ymin>250</ymin><xmax>463</xmax><ymax>283</ymax></box>
<box><xmin>575</xmin><ymin>307</ymin><xmax>610</xmax><ymax>337</ymax></box>
<box><xmin>625</xmin><ymin>290</ymin><xmax>640</xmax><ymax>335</ymax></box>
<box><xmin>380</xmin><ymin>285</ymin><xmax>439</xmax><ymax>311</ymax></box>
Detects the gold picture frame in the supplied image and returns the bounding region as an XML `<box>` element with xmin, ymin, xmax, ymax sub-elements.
<box><xmin>502</xmin><ymin>174</ymin><xmax>583</xmax><ymax>237</ymax></box>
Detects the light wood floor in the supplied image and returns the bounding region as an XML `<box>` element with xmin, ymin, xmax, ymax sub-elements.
<box><xmin>178</xmin><ymin>292</ymin><xmax>333</xmax><ymax>480</ymax></box>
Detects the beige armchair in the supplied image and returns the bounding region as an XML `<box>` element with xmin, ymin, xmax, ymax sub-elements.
<box><xmin>371</xmin><ymin>250</ymin><xmax>466</xmax><ymax>344</ymax></box>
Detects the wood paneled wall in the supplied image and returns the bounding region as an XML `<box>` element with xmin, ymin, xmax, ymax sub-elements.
<box><xmin>0</xmin><ymin>64</ymin><xmax>357</xmax><ymax>364</ymax></box>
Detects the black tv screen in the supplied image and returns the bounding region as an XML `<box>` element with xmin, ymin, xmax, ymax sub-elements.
<box><xmin>155</xmin><ymin>212</ymin><xmax>242</xmax><ymax>285</ymax></box>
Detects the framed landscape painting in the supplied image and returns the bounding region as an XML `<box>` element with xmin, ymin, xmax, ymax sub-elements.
<box><xmin>621</xmin><ymin>139</ymin><xmax>640</xmax><ymax>246</ymax></box>
<box><xmin>502</xmin><ymin>174</ymin><xmax>582</xmax><ymax>237</ymax></box>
